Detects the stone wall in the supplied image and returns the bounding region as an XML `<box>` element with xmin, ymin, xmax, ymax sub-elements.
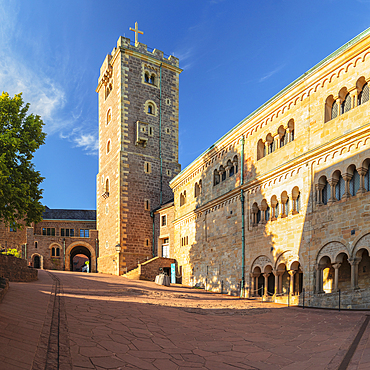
<box><xmin>139</xmin><ymin>257</ymin><xmax>176</xmax><ymax>281</ymax></box>
<box><xmin>168</xmin><ymin>28</ymin><xmax>370</xmax><ymax>308</ymax></box>
<box><xmin>96</xmin><ymin>36</ymin><xmax>181</xmax><ymax>275</ymax></box>
<box><xmin>0</xmin><ymin>277</ymin><xmax>9</xmax><ymax>303</ymax></box>
<box><xmin>0</xmin><ymin>254</ymin><xmax>38</xmax><ymax>282</ymax></box>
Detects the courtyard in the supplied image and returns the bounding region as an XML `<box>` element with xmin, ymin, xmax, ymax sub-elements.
<box><xmin>0</xmin><ymin>270</ymin><xmax>369</xmax><ymax>369</ymax></box>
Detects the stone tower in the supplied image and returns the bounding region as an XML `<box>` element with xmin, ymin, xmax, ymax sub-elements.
<box><xmin>96</xmin><ymin>33</ymin><xmax>182</xmax><ymax>275</ymax></box>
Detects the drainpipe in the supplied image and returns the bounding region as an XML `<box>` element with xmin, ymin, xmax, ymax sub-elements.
<box><xmin>159</xmin><ymin>63</ymin><xmax>163</xmax><ymax>206</ymax></box>
<box><xmin>63</xmin><ymin>238</ymin><xmax>66</xmax><ymax>271</ymax></box>
<box><xmin>240</xmin><ymin>135</ymin><xmax>245</xmax><ymax>297</ymax></box>
<box><xmin>151</xmin><ymin>211</ymin><xmax>155</xmax><ymax>258</ymax></box>
<box><xmin>95</xmin><ymin>238</ymin><xmax>98</xmax><ymax>273</ymax></box>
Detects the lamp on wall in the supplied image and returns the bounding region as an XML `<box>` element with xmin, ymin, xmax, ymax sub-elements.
<box><xmin>115</xmin><ymin>244</ymin><xmax>121</xmax><ymax>253</ymax></box>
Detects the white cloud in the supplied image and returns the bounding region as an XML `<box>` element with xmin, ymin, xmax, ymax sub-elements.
<box><xmin>60</xmin><ymin>128</ymin><xmax>98</xmax><ymax>155</ymax></box>
<box><xmin>0</xmin><ymin>1</ymin><xmax>97</xmax><ymax>155</ymax></box>
<box><xmin>259</xmin><ymin>64</ymin><xmax>285</xmax><ymax>82</ymax></box>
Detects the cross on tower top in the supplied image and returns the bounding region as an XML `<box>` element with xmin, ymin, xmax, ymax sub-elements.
<box><xmin>129</xmin><ymin>22</ymin><xmax>144</xmax><ymax>46</ymax></box>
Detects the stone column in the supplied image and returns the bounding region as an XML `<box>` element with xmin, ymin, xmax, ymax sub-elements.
<box><xmin>289</xmin><ymin>270</ymin><xmax>296</xmax><ymax>295</ymax></box>
<box><xmin>278</xmin><ymin>272</ymin><xmax>283</xmax><ymax>294</ymax></box>
<box><xmin>253</xmin><ymin>275</ymin><xmax>258</xmax><ymax>296</ymax></box>
<box><xmin>260</xmin><ymin>204</ymin><xmax>267</xmax><ymax>224</ymax></box>
<box><xmin>342</xmin><ymin>173</ymin><xmax>352</xmax><ymax>199</ymax></box>
<box><xmin>315</xmin><ymin>265</ymin><xmax>324</xmax><ymax>294</ymax></box>
<box><xmin>328</xmin><ymin>179</ymin><xmax>338</xmax><ymax>203</ymax></box>
<box><xmin>333</xmin><ymin>263</ymin><xmax>341</xmax><ymax>291</ymax></box>
<box><xmin>353</xmin><ymin>91</ymin><xmax>359</xmax><ymax>108</ymax></box>
<box><xmin>263</xmin><ymin>273</ymin><xmax>269</xmax><ymax>296</ymax></box>
<box><xmin>225</xmin><ymin>165</ymin><xmax>231</xmax><ymax>178</ymax></box>
<box><xmin>349</xmin><ymin>258</ymin><xmax>360</xmax><ymax>290</ymax></box>
<box><xmin>250</xmin><ymin>273</ymin><xmax>255</xmax><ymax>297</ymax></box>
<box><xmin>273</xmin><ymin>271</ymin><xmax>278</xmax><ymax>295</ymax></box>
<box><xmin>357</xmin><ymin>167</ymin><xmax>367</xmax><ymax>194</ymax></box>
<box><xmin>316</xmin><ymin>183</ymin><xmax>324</xmax><ymax>205</ymax></box>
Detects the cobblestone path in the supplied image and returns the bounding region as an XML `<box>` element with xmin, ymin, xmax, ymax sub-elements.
<box><xmin>0</xmin><ymin>270</ymin><xmax>370</xmax><ymax>369</ymax></box>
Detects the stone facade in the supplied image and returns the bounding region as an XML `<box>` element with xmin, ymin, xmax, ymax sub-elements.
<box><xmin>0</xmin><ymin>254</ymin><xmax>37</xmax><ymax>282</ymax></box>
<box><xmin>168</xmin><ymin>28</ymin><xmax>370</xmax><ymax>308</ymax></box>
<box><xmin>0</xmin><ymin>208</ymin><xmax>98</xmax><ymax>273</ymax></box>
<box><xmin>96</xmin><ymin>36</ymin><xmax>181</xmax><ymax>275</ymax></box>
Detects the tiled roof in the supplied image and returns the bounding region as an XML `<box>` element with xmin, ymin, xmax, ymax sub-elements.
<box><xmin>42</xmin><ymin>207</ymin><xmax>96</xmax><ymax>221</ymax></box>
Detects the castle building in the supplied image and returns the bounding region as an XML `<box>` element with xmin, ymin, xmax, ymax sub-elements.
<box><xmin>164</xmin><ymin>27</ymin><xmax>370</xmax><ymax>308</ymax></box>
<box><xmin>1</xmin><ymin>207</ymin><xmax>97</xmax><ymax>272</ymax></box>
<box><xmin>95</xmin><ymin>27</ymin><xmax>182</xmax><ymax>275</ymax></box>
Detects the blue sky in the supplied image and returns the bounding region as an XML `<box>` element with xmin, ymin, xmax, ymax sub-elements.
<box><xmin>2</xmin><ymin>0</ymin><xmax>370</xmax><ymax>210</ymax></box>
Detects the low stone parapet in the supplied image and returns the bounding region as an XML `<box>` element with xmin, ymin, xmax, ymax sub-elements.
<box><xmin>0</xmin><ymin>254</ymin><xmax>38</xmax><ymax>282</ymax></box>
<box><xmin>0</xmin><ymin>277</ymin><xmax>9</xmax><ymax>302</ymax></box>
<box><xmin>122</xmin><ymin>257</ymin><xmax>176</xmax><ymax>281</ymax></box>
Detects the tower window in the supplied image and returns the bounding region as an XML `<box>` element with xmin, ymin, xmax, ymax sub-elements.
<box><xmin>106</xmin><ymin>140</ymin><xmax>111</xmax><ymax>154</ymax></box>
<box><xmin>35</xmin><ymin>242</ymin><xmax>38</xmax><ymax>249</ymax></box>
<box><xmin>145</xmin><ymin>72</ymin><xmax>150</xmax><ymax>83</ymax></box>
<box><xmin>144</xmin><ymin>162</ymin><xmax>151</xmax><ymax>174</ymax></box>
<box><xmin>106</xmin><ymin>109</ymin><xmax>112</xmax><ymax>125</ymax></box>
<box><xmin>145</xmin><ymin>199</ymin><xmax>150</xmax><ymax>211</ymax></box>
<box><xmin>105</xmin><ymin>178</ymin><xmax>110</xmax><ymax>193</ymax></box>
<box><xmin>148</xmin><ymin>104</ymin><xmax>153</xmax><ymax>114</ymax></box>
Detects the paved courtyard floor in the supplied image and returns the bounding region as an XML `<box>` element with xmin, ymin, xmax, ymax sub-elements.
<box><xmin>0</xmin><ymin>270</ymin><xmax>370</xmax><ymax>369</ymax></box>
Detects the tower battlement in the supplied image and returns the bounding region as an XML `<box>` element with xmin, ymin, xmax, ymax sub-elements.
<box><xmin>99</xmin><ymin>37</ymin><xmax>180</xmax><ymax>78</ymax></box>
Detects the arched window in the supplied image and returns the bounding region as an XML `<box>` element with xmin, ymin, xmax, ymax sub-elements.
<box><xmin>365</xmin><ymin>166</ymin><xmax>370</xmax><ymax>192</ymax></box>
<box><xmin>149</xmin><ymin>74</ymin><xmax>155</xmax><ymax>85</ymax></box>
<box><xmin>292</xmin><ymin>186</ymin><xmax>300</xmax><ymax>214</ymax></box>
<box><xmin>214</xmin><ymin>169</ymin><xmax>220</xmax><ymax>186</ymax></box>
<box><xmin>220</xmin><ymin>166</ymin><xmax>226</xmax><ymax>181</ymax></box>
<box><xmin>227</xmin><ymin>160</ymin><xmax>234</xmax><ymax>177</ymax></box>
<box><xmin>286</xmin><ymin>197</ymin><xmax>290</xmax><ymax>215</ymax></box>
<box><xmin>56</xmin><ymin>248</ymin><xmax>60</xmax><ymax>257</ymax></box>
<box><xmin>341</xmin><ymin>93</ymin><xmax>351</xmax><ymax>114</ymax></box>
<box><xmin>148</xmin><ymin>104</ymin><xmax>153</xmax><ymax>114</ymax></box>
<box><xmin>180</xmin><ymin>191</ymin><xmax>186</xmax><ymax>206</ymax></box>
<box><xmin>265</xmin><ymin>206</ymin><xmax>270</xmax><ymax>221</ymax></box>
<box><xmin>106</xmin><ymin>109</ymin><xmax>112</xmax><ymax>125</ymax></box>
<box><xmin>257</xmin><ymin>139</ymin><xmax>265</xmax><ymax>160</ymax></box>
<box><xmin>233</xmin><ymin>155</ymin><xmax>238</xmax><ymax>173</ymax></box>
<box><xmin>278</xmin><ymin>125</ymin><xmax>287</xmax><ymax>148</ymax></box>
<box><xmin>51</xmin><ymin>247</ymin><xmax>55</xmax><ymax>257</ymax></box>
<box><xmin>331</xmin><ymin>101</ymin><xmax>338</xmax><ymax>119</ymax></box>
<box><xmin>256</xmin><ymin>209</ymin><xmax>261</xmax><ymax>224</ymax></box>
<box><xmin>335</xmin><ymin>174</ymin><xmax>345</xmax><ymax>200</ymax></box>
<box><xmin>325</xmin><ymin>95</ymin><xmax>337</xmax><ymax>122</ymax></box>
<box><xmin>252</xmin><ymin>203</ymin><xmax>259</xmax><ymax>225</ymax></box>
<box><xmin>106</xmin><ymin>83</ymin><xmax>112</xmax><ymax>99</ymax></box>
<box><xmin>275</xmin><ymin>201</ymin><xmax>279</xmax><ymax>217</ymax></box>
<box><xmin>105</xmin><ymin>178</ymin><xmax>110</xmax><ymax>193</ymax></box>
<box><xmin>266</xmin><ymin>134</ymin><xmax>275</xmax><ymax>154</ymax></box>
<box><xmin>358</xmin><ymin>81</ymin><xmax>369</xmax><ymax>106</ymax></box>
<box><xmin>322</xmin><ymin>178</ymin><xmax>330</xmax><ymax>205</ymax></box>
<box><xmin>349</xmin><ymin>166</ymin><xmax>360</xmax><ymax>196</ymax></box>
<box><xmin>35</xmin><ymin>241</ymin><xmax>38</xmax><ymax>249</ymax></box>
<box><xmin>194</xmin><ymin>181</ymin><xmax>201</xmax><ymax>198</ymax></box>
<box><xmin>295</xmin><ymin>194</ymin><xmax>301</xmax><ymax>213</ymax></box>
<box><xmin>106</xmin><ymin>140</ymin><xmax>111</xmax><ymax>154</ymax></box>
<box><xmin>145</xmin><ymin>73</ymin><xmax>150</xmax><ymax>83</ymax></box>
<box><xmin>288</xmin><ymin>119</ymin><xmax>295</xmax><ymax>142</ymax></box>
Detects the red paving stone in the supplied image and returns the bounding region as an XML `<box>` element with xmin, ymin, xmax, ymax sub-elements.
<box><xmin>1</xmin><ymin>270</ymin><xmax>370</xmax><ymax>369</ymax></box>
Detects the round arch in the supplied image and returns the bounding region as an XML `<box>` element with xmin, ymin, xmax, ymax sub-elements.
<box><xmin>31</xmin><ymin>253</ymin><xmax>43</xmax><ymax>269</ymax></box>
<box><xmin>65</xmin><ymin>241</ymin><xmax>96</xmax><ymax>273</ymax></box>
<box><xmin>352</xmin><ymin>233</ymin><xmax>370</xmax><ymax>258</ymax></box>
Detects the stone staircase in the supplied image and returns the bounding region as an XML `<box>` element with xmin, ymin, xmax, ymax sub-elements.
<box><xmin>122</xmin><ymin>256</ymin><xmax>176</xmax><ymax>281</ymax></box>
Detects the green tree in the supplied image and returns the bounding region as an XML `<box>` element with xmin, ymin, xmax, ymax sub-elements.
<box><xmin>0</xmin><ymin>92</ymin><xmax>46</xmax><ymax>227</ymax></box>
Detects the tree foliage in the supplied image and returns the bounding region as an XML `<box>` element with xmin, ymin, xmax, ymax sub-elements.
<box><xmin>0</xmin><ymin>92</ymin><xmax>46</xmax><ymax>227</ymax></box>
